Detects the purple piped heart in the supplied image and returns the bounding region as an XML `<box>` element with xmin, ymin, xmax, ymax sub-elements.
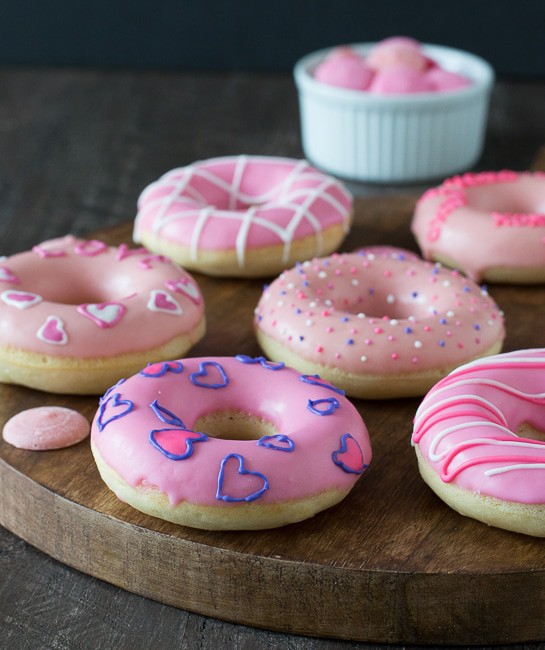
<box><xmin>149</xmin><ymin>427</ymin><xmax>208</xmax><ymax>460</ymax></box>
<box><xmin>140</xmin><ymin>360</ymin><xmax>184</xmax><ymax>377</ymax></box>
<box><xmin>235</xmin><ymin>355</ymin><xmax>285</xmax><ymax>370</ymax></box>
<box><xmin>1</xmin><ymin>290</ymin><xmax>42</xmax><ymax>309</ymax></box>
<box><xmin>149</xmin><ymin>399</ymin><xmax>185</xmax><ymax>426</ymax></box>
<box><xmin>97</xmin><ymin>393</ymin><xmax>134</xmax><ymax>432</ymax></box>
<box><xmin>307</xmin><ymin>397</ymin><xmax>341</xmax><ymax>416</ymax></box>
<box><xmin>0</xmin><ymin>266</ymin><xmax>19</xmax><ymax>284</ymax></box>
<box><xmin>147</xmin><ymin>290</ymin><xmax>182</xmax><ymax>315</ymax></box>
<box><xmin>190</xmin><ymin>361</ymin><xmax>229</xmax><ymax>389</ymax></box>
<box><xmin>37</xmin><ymin>316</ymin><xmax>68</xmax><ymax>345</ymax></box>
<box><xmin>78</xmin><ymin>302</ymin><xmax>126</xmax><ymax>328</ymax></box>
<box><xmin>332</xmin><ymin>433</ymin><xmax>367</xmax><ymax>474</ymax></box>
<box><xmin>300</xmin><ymin>374</ymin><xmax>345</xmax><ymax>396</ymax></box>
<box><xmin>257</xmin><ymin>434</ymin><xmax>295</xmax><ymax>452</ymax></box>
<box><xmin>165</xmin><ymin>277</ymin><xmax>202</xmax><ymax>305</ymax></box>
<box><xmin>216</xmin><ymin>453</ymin><xmax>269</xmax><ymax>502</ymax></box>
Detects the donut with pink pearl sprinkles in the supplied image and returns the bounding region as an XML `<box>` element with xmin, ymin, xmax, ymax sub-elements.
<box><xmin>254</xmin><ymin>247</ymin><xmax>505</xmax><ymax>399</ymax></box>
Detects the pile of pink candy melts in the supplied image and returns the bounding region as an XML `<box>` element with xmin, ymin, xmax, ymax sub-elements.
<box><xmin>314</xmin><ymin>37</ymin><xmax>471</xmax><ymax>94</ymax></box>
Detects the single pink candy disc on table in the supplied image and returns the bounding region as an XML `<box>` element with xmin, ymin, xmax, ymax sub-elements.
<box><xmin>3</xmin><ymin>406</ymin><xmax>90</xmax><ymax>450</ymax></box>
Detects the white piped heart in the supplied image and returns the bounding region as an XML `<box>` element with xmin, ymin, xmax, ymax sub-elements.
<box><xmin>0</xmin><ymin>267</ymin><xmax>19</xmax><ymax>284</ymax></box>
<box><xmin>165</xmin><ymin>277</ymin><xmax>201</xmax><ymax>304</ymax></box>
<box><xmin>37</xmin><ymin>316</ymin><xmax>68</xmax><ymax>345</ymax></box>
<box><xmin>78</xmin><ymin>302</ymin><xmax>126</xmax><ymax>328</ymax></box>
<box><xmin>147</xmin><ymin>290</ymin><xmax>182</xmax><ymax>315</ymax></box>
<box><xmin>1</xmin><ymin>290</ymin><xmax>42</xmax><ymax>309</ymax></box>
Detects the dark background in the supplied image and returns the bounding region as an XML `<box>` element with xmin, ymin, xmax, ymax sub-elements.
<box><xmin>1</xmin><ymin>0</ymin><xmax>544</xmax><ymax>77</ymax></box>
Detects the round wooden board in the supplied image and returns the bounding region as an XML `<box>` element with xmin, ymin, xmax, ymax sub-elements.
<box><xmin>1</xmin><ymin>198</ymin><xmax>545</xmax><ymax>645</ymax></box>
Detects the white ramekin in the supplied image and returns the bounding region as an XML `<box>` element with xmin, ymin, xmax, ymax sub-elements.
<box><xmin>294</xmin><ymin>43</ymin><xmax>495</xmax><ymax>183</ymax></box>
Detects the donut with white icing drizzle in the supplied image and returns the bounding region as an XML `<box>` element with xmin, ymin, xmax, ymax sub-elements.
<box><xmin>411</xmin><ymin>171</ymin><xmax>545</xmax><ymax>283</ymax></box>
<box><xmin>412</xmin><ymin>349</ymin><xmax>545</xmax><ymax>537</ymax></box>
<box><xmin>254</xmin><ymin>247</ymin><xmax>505</xmax><ymax>399</ymax></box>
<box><xmin>0</xmin><ymin>236</ymin><xmax>205</xmax><ymax>394</ymax></box>
<box><xmin>133</xmin><ymin>155</ymin><xmax>352</xmax><ymax>277</ymax></box>
<box><xmin>90</xmin><ymin>355</ymin><xmax>371</xmax><ymax>530</ymax></box>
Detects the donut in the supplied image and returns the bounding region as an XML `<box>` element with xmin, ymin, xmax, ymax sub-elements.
<box><xmin>253</xmin><ymin>247</ymin><xmax>505</xmax><ymax>399</ymax></box>
<box><xmin>3</xmin><ymin>406</ymin><xmax>89</xmax><ymax>450</ymax></box>
<box><xmin>412</xmin><ymin>349</ymin><xmax>545</xmax><ymax>537</ymax></box>
<box><xmin>0</xmin><ymin>235</ymin><xmax>205</xmax><ymax>394</ymax></box>
<box><xmin>90</xmin><ymin>355</ymin><xmax>371</xmax><ymax>530</ymax></box>
<box><xmin>412</xmin><ymin>170</ymin><xmax>545</xmax><ymax>283</ymax></box>
<box><xmin>133</xmin><ymin>155</ymin><xmax>352</xmax><ymax>277</ymax></box>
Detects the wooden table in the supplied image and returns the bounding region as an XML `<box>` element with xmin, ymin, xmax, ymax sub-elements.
<box><xmin>1</xmin><ymin>67</ymin><xmax>545</xmax><ymax>649</ymax></box>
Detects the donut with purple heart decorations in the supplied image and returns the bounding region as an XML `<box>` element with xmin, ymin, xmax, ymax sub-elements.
<box><xmin>0</xmin><ymin>235</ymin><xmax>205</xmax><ymax>394</ymax></box>
<box><xmin>91</xmin><ymin>355</ymin><xmax>372</xmax><ymax>530</ymax></box>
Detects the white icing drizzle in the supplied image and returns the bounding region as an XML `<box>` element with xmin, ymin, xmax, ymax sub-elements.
<box><xmin>135</xmin><ymin>156</ymin><xmax>351</xmax><ymax>268</ymax></box>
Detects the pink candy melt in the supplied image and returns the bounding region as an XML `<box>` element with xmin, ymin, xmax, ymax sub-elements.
<box><xmin>314</xmin><ymin>55</ymin><xmax>373</xmax><ymax>90</ymax></box>
<box><xmin>91</xmin><ymin>357</ymin><xmax>371</xmax><ymax>507</ymax></box>
<box><xmin>313</xmin><ymin>37</ymin><xmax>471</xmax><ymax>95</ymax></box>
<box><xmin>412</xmin><ymin>171</ymin><xmax>545</xmax><ymax>280</ymax></box>
<box><xmin>0</xmin><ymin>235</ymin><xmax>204</xmax><ymax>357</ymax></box>
<box><xmin>412</xmin><ymin>349</ymin><xmax>545</xmax><ymax>504</ymax></box>
<box><xmin>3</xmin><ymin>406</ymin><xmax>90</xmax><ymax>450</ymax></box>
<box><xmin>254</xmin><ymin>248</ymin><xmax>504</xmax><ymax>375</ymax></box>
<box><xmin>134</xmin><ymin>156</ymin><xmax>352</xmax><ymax>267</ymax></box>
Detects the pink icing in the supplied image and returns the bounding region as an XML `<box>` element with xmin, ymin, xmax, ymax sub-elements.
<box><xmin>412</xmin><ymin>171</ymin><xmax>545</xmax><ymax>280</ymax></box>
<box><xmin>90</xmin><ymin>356</ymin><xmax>371</xmax><ymax>507</ymax></box>
<box><xmin>412</xmin><ymin>349</ymin><xmax>545</xmax><ymax>504</ymax></box>
<box><xmin>133</xmin><ymin>156</ymin><xmax>352</xmax><ymax>268</ymax></box>
<box><xmin>0</xmin><ymin>235</ymin><xmax>204</xmax><ymax>357</ymax></box>
<box><xmin>3</xmin><ymin>406</ymin><xmax>90</xmax><ymax>450</ymax></box>
<box><xmin>254</xmin><ymin>248</ymin><xmax>504</xmax><ymax>375</ymax></box>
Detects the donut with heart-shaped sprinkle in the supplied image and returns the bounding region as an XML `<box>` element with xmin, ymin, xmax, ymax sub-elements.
<box><xmin>0</xmin><ymin>235</ymin><xmax>205</xmax><ymax>394</ymax></box>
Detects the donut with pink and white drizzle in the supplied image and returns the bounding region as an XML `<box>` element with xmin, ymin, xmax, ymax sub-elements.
<box><xmin>90</xmin><ymin>355</ymin><xmax>371</xmax><ymax>530</ymax></box>
<box><xmin>133</xmin><ymin>155</ymin><xmax>352</xmax><ymax>277</ymax></box>
<box><xmin>254</xmin><ymin>247</ymin><xmax>505</xmax><ymax>399</ymax></box>
<box><xmin>412</xmin><ymin>171</ymin><xmax>545</xmax><ymax>283</ymax></box>
<box><xmin>0</xmin><ymin>236</ymin><xmax>205</xmax><ymax>394</ymax></box>
<box><xmin>412</xmin><ymin>349</ymin><xmax>545</xmax><ymax>537</ymax></box>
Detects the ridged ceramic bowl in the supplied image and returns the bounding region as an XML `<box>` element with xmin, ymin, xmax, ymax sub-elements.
<box><xmin>294</xmin><ymin>43</ymin><xmax>494</xmax><ymax>183</ymax></box>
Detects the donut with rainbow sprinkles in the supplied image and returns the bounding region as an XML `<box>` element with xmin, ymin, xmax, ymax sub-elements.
<box><xmin>254</xmin><ymin>247</ymin><xmax>505</xmax><ymax>399</ymax></box>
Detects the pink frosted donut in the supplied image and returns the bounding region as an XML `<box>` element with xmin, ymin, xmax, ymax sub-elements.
<box><xmin>3</xmin><ymin>406</ymin><xmax>89</xmax><ymax>450</ymax></box>
<box><xmin>133</xmin><ymin>156</ymin><xmax>353</xmax><ymax>278</ymax></box>
<box><xmin>0</xmin><ymin>236</ymin><xmax>205</xmax><ymax>394</ymax></box>
<box><xmin>412</xmin><ymin>171</ymin><xmax>545</xmax><ymax>283</ymax></box>
<box><xmin>254</xmin><ymin>247</ymin><xmax>505</xmax><ymax>399</ymax></box>
<box><xmin>412</xmin><ymin>349</ymin><xmax>545</xmax><ymax>537</ymax></box>
<box><xmin>90</xmin><ymin>355</ymin><xmax>371</xmax><ymax>530</ymax></box>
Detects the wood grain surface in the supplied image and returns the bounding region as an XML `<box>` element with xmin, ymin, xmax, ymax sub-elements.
<box><xmin>1</xmin><ymin>197</ymin><xmax>544</xmax><ymax>645</ymax></box>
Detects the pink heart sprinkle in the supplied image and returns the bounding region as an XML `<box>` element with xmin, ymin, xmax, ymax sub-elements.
<box><xmin>37</xmin><ymin>316</ymin><xmax>68</xmax><ymax>345</ymax></box>
<box><xmin>78</xmin><ymin>302</ymin><xmax>126</xmax><ymax>328</ymax></box>
<box><xmin>147</xmin><ymin>290</ymin><xmax>182</xmax><ymax>315</ymax></box>
<box><xmin>0</xmin><ymin>266</ymin><xmax>19</xmax><ymax>284</ymax></box>
<box><xmin>165</xmin><ymin>277</ymin><xmax>201</xmax><ymax>304</ymax></box>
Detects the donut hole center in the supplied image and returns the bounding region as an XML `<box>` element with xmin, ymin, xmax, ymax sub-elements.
<box><xmin>516</xmin><ymin>421</ymin><xmax>545</xmax><ymax>443</ymax></box>
<box><xmin>339</xmin><ymin>291</ymin><xmax>431</xmax><ymax>320</ymax></box>
<box><xmin>465</xmin><ymin>185</ymin><xmax>545</xmax><ymax>214</ymax></box>
<box><xmin>193</xmin><ymin>410</ymin><xmax>278</xmax><ymax>441</ymax></box>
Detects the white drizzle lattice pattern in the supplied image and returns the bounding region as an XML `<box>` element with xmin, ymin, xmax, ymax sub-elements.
<box><xmin>134</xmin><ymin>156</ymin><xmax>351</xmax><ymax>268</ymax></box>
